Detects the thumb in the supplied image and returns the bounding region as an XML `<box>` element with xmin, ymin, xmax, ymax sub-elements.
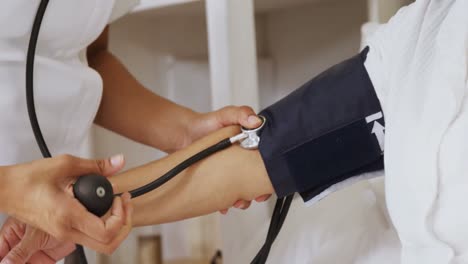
<box><xmin>1</xmin><ymin>241</ymin><xmax>33</xmax><ymax>264</ymax></box>
<box><xmin>59</xmin><ymin>154</ymin><xmax>125</xmax><ymax>178</ymax></box>
<box><xmin>91</xmin><ymin>154</ymin><xmax>126</xmax><ymax>177</ymax></box>
<box><xmin>216</xmin><ymin>106</ymin><xmax>262</xmax><ymax>129</ymax></box>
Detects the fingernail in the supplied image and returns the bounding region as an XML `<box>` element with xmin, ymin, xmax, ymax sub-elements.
<box><xmin>122</xmin><ymin>192</ymin><xmax>130</xmax><ymax>202</ymax></box>
<box><xmin>110</xmin><ymin>154</ymin><xmax>124</xmax><ymax>168</ymax></box>
<box><xmin>234</xmin><ymin>201</ymin><xmax>245</xmax><ymax>209</ymax></box>
<box><xmin>255</xmin><ymin>195</ymin><xmax>270</xmax><ymax>202</ymax></box>
<box><xmin>248</xmin><ymin>115</ymin><xmax>261</xmax><ymax>125</ymax></box>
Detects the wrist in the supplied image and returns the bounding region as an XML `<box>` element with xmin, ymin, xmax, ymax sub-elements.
<box><xmin>176</xmin><ymin>110</ymin><xmax>201</xmax><ymax>150</ymax></box>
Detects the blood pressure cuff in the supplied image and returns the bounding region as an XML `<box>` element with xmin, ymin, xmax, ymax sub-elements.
<box><xmin>258</xmin><ymin>47</ymin><xmax>385</xmax><ymax>203</ymax></box>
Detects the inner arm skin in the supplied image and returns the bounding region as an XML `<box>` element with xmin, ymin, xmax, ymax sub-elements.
<box><xmin>110</xmin><ymin>126</ymin><xmax>274</xmax><ymax>227</ymax></box>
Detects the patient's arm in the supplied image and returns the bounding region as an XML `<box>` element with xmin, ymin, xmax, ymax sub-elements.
<box><xmin>110</xmin><ymin>126</ymin><xmax>274</xmax><ymax>227</ymax></box>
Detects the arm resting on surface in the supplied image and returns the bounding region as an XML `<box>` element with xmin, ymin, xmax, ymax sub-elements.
<box><xmin>110</xmin><ymin>126</ymin><xmax>274</xmax><ymax>227</ymax></box>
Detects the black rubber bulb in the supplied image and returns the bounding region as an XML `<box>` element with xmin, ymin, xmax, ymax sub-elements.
<box><xmin>73</xmin><ymin>174</ymin><xmax>114</xmax><ymax>217</ymax></box>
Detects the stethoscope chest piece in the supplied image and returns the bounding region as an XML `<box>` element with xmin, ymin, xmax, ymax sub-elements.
<box><xmin>240</xmin><ymin>115</ymin><xmax>266</xmax><ymax>150</ymax></box>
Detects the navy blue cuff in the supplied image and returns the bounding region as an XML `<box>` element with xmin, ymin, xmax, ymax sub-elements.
<box><xmin>257</xmin><ymin>47</ymin><xmax>384</xmax><ymax>199</ymax></box>
<box><xmin>257</xmin><ymin>110</ymin><xmax>297</xmax><ymax>198</ymax></box>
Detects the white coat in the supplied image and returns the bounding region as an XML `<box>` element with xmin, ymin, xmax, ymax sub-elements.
<box><xmin>0</xmin><ymin>0</ymin><xmax>139</xmax><ymax>262</ymax></box>
<box><xmin>0</xmin><ymin>0</ymin><xmax>138</xmax><ymax>163</ymax></box>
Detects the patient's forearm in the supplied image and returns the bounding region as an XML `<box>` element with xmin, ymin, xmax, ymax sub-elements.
<box><xmin>110</xmin><ymin>126</ymin><xmax>274</xmax><ymax>227</ymax></box>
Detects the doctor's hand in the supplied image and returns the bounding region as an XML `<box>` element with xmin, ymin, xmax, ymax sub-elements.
<box><xmin>0</xmin><ymin>154</ymin><xmax>133</xmax><ymax>257</ymax></box>
<box><xmin>0</xmin><ymin>217</ymin><xmax>75</xmax><ymax>264</ymax></box>
<box><xmin>0</xmin><ymin>193</ymin><xmax>132</xmax><ymax>264</ymax></box>
<box><xmin>185</xmin><ymin>106</ymin><xmax>262</xmax><ymax>149</ymax></box>
<box><xmin>187</xmin><ymin>106</ymin><xmax>272</xmax><ymax>213</ymax></box>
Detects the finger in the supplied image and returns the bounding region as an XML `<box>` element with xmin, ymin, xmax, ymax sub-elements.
<box><xmin>97</xmin><ymin>192</ymin><xmax>131</xmax><ymax>239</ymax></box>
<box><xmin>216</xmin><ymin>106</ymin><xmax>261</xmax><ymax>129</ymax></box>
<box><xmin>219</xmin><ymin>209</ymin><xmax>229</xmax><ymax>215</ymax></box>
<box><xmin>43</xmin><ymin>243</ymin><xmax>76</xmax><ymax>262</ymax></box>
<box><xmin>233</xmin><ymin>200</ymin><xmax>251</xmax><ymax>210</ymax></box>
<box><xmin>0</xmin><ymin>236</ymin><xmax>11</xmax><ymax>260</ymax></box>
<box><xmin>0</xmin><ymin>226</ymin><xmax>11</xmax><ymax>259</ymax></box>
<box><xmin>120</xmin><ymin>193</ymin><xmax>132</xmax><ymax>226</ymax></box>
<box><xmin>0</xmin><ymin>231</ymin><xmax>20</xmax><ymax>260</ymax></box>
<box><xmin>67</xmin><ymin>226</ymin><xmax>131</xmax><ymax>254</ymax></box>
<box><xmin>255</xmin><ymin>194</ymin><xmax>272</xmax><ymax>203</ymax></box>
<box><xmin>67</xmin><ymin>200</ymin><xmax>133</xmax><ymax>255</ymax></box>
<box><xmin>27</xmin><ymin>251</ymin><xmax>55</xmax><ymax>264</ymax></box>
<box><xmin>0</xmin><ymin>220</ymin><xmax>24</xmax><ymax>259</ymax></box>
<box><xmin>0</xmin><ymin>239</ymin><xmax>7</xmax><ymax>260</ymax></box>
<box><xmin>103</xmin><ymin>196</ymin><xmax>125</xmax><ymax>240</ymax></box>
<box><xmin>243</xmin><ymin>201</ymin><xmax>252</xmax><ymax>210</ymax></box>
<box><xmin>76</xmin><ymin>154</ymin><xmax>125</xmax><ymax>177</ymax></box>
<box><xmin>69</xmin><ymin>193</ymin><xmax>130</xmax><ymax>243</ymax></box>
<box><xmin>56</xmin><ymin>154</ymin><xmax>125</xmax><ymax>179</ymax></box>
<box><xmin>69</xmin><ymin>196</ymin><xmax>125</xmax><ymax>244</ymax></box>
<box><xmin>1</xmin><ymin>240</ymin><xmax>34</xmax><ymax>264</ymax></box>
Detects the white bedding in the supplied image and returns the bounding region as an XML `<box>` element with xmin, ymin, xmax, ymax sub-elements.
<box><xmin>266</xmin><ymin>176</ymin><xmax>401</xmax><ymax>264</ymax></box>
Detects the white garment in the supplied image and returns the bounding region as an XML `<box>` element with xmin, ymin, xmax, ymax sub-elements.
<box><xmin>0</xmin><ymin>0</ymin><xmax>139</xmax><ymax>164</ymax></box>
<box><xmin>364</xmin><ymin>0</ymin><xmax>468</xmax><ymax>263</ymax></box>
<box><xmin>110</xmin><ymin>0</ymin><xmax>140</xmax><ymax>23</ymax></box>
<box><xmin>0</xmin><ymin>0</ymin><xmax>138</xmax><ymax>262</ymax></box>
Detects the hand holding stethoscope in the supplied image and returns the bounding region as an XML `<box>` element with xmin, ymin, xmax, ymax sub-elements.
<box><xmin>0</xmin><ymin>154</ymin><xmax>132</xmax><ymax>264</ymax></box>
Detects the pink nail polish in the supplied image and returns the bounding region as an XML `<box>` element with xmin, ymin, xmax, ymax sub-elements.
<box><xmin>234</xmin><ymin>201</ymin><xmax>244</xmax><ymax>209</ymax></box>
<box><xmin>110</xmin><ymin>154</ymin><xmax>124</xmax><ymax>167</ymax></box>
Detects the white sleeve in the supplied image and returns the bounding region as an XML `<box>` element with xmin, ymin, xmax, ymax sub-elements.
<box><xmin>362</xmin><ymin>1</ymin><xmax>468</xmax><ymax>262</ymax></box>
<box><xmin>109</xmin><ymin>0</ymin><xmax>141</xmax><ymax>23</ymax></box>
<box><xmin>362</xmin><ymin>2</ymin><xmax>417</xmax><ymax>113</ymax></box>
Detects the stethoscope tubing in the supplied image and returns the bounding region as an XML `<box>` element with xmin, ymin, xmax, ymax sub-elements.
<box><xmin>129</xmin><ymin>138</ymin><xmax>233</xmax><ymax>198</ymax></box>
